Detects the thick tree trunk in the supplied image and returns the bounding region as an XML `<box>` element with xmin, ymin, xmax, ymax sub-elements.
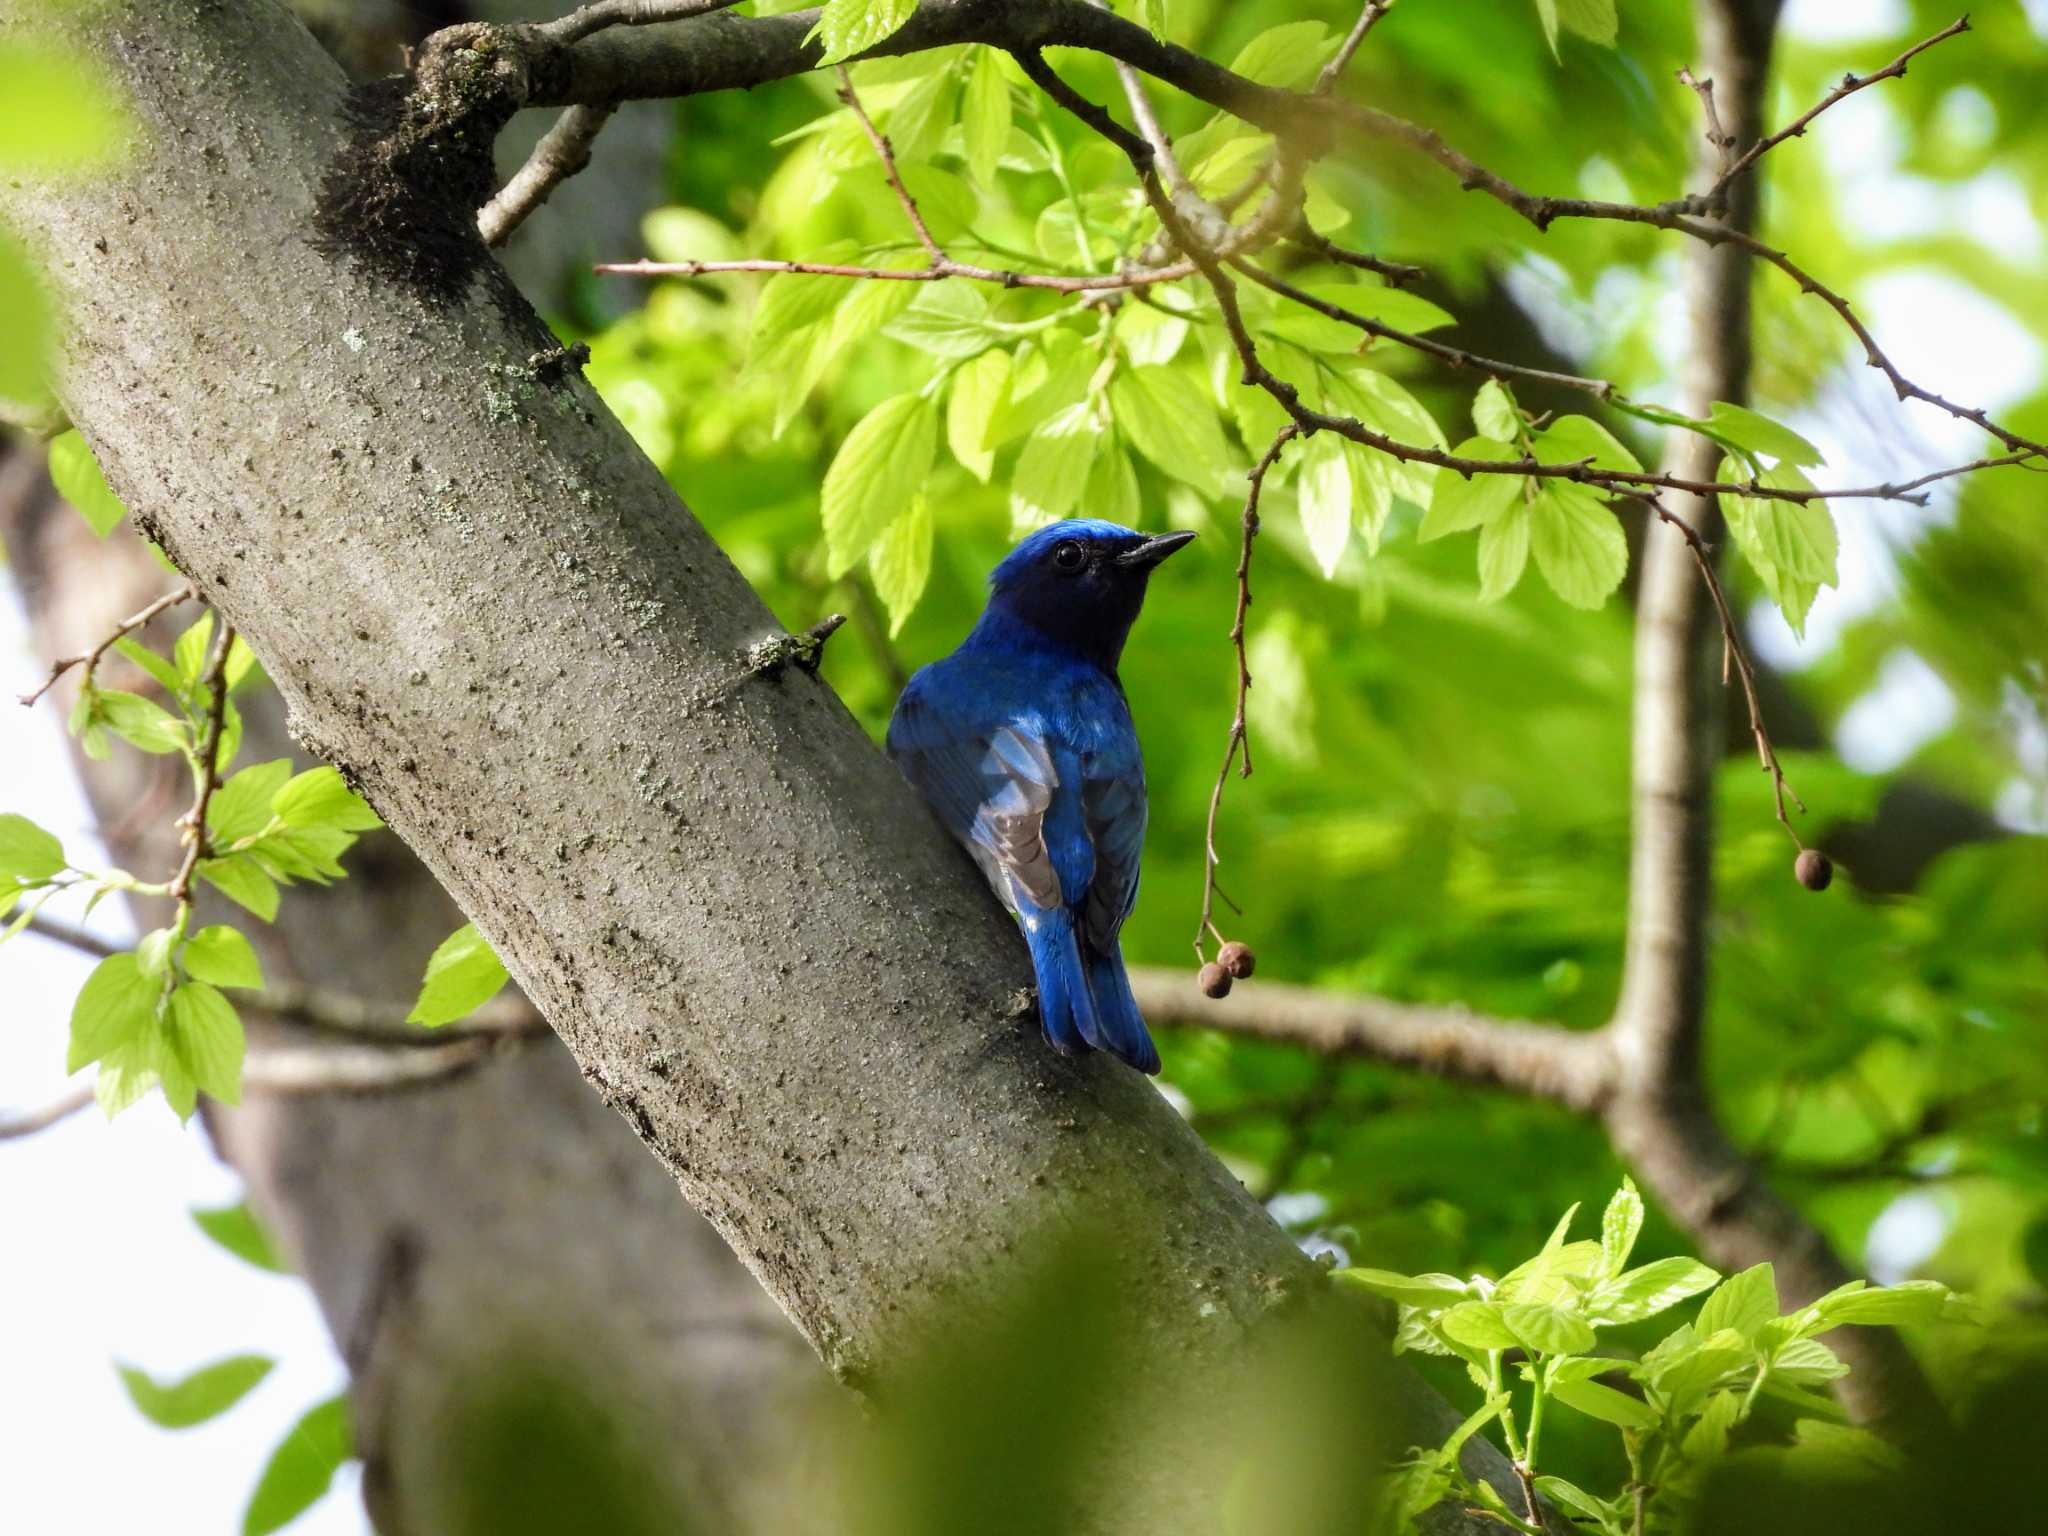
<box><xmin>3</xmin><ymin>474</ymin><xmax>816</xmax><ymax>1535</ymax></box>
<box><xmin>2</xmin><ymin>1</ymin><xmax>1513</xmax><ymax>1526</ymax></box>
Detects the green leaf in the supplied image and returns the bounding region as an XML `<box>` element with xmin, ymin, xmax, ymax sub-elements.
<box><xmin>1813</xmin><ymin>1279</ymin><xmax>1957</xmax><ymax>1328</ymax></box>
<box><xmin>409</xmin><ymin>922</ymin><xmax>510</xmax><ymax>1027</ymax></box>
<box><xmin>112</xmin><ymin>636</ymin><xmax>185</xmax><ymax>697</ymax></box>
<box><xmin>946</xmin><ymin>346</ymin><xmax>1010</xmax><ymax>481</ymax></box>
<box><xmin>1226</xmin><ymin>21</ymin><xmax>1334</xmax><ymax>89</ymax></box>
<box><xmin>811</xmin><ymin>0</ymin><xmax>918</xmax><ymax>65</ymax></box>
<box><xmin>1551</xmin><ymin>1375</ymin><xmax>1659</xmax><ymax>1429</ymax></box>
<box><xmin>136</xmin><ymin>926</ymin><xmax>177</xmax><ymax>979</ymax></box>
<box><xmin>96</xmin><ymin>690</ymin><xmax>188</xmax><ymax>754</ymax></box>
<box><xmin>67</xmin><ymin>952</ymin><xmax>158</xmax><ymax>1074</ymax></box>
<box><xmin>1477</xmin><ymin>500</ymin><xmax>1531</xmax><ymax>601</ymax></box>
<box><xmin>1333</xmin><ymin>1268</ymin><xmax>1472</xmax><ymax>1310</ymax></box>
<box><xmin>273</xmin><ymin>766</ymin><xmax>382</xmax><ymax>832</ymax></box>
<box><xmin>1770</xmin><ymin>1337</ymin><xmax>1849</xmax><ymax>1385</ymax></box>
<box><xmin>1703</xmin><ymin>402</ymin><xmax>1824</xmax><ymax>466</ymax></box>
<box><xmin>184</xmin><ymin>925</ymin><xmax>265</xmax><ymax>990</ymax></box>
<box><xmin>990</xmin><ymin>333</ymin><xmax>1094</xmax><ymax>446</ymax></box>
<box><xmin>1084</xmin><ymin>440</ymin><xmax>1142</xmax><ymax>529</ymax></box>
<box><xmin>1535</xmin><ymin>1475</ymin><xmax>1624</xmax><ymax>1529</ymax></box>
<box><xmin>1501</xmin><ymin>1302</ymin><xmax>1597</xmax><ymax>1356</ymax></box>
<box><xmin>1600</xmin><ymin>1179</ymin><xmax>1644</xmax><ymax>1277</ymax></box>
<box><xmin>1473</xmin><ymin>380</ymin><xmax>1521</xmax><ymax>441</ymax></box>
<box><xmin>750</xmin><ymin>263</ymin><xmax>856</xmax><ymax>357</ymax></box>
<box><xmin>1528</xmin><ymin>483</ymin><xmax>1628</xmax><ymax>609</ymax></box>
<box><xmin>1010</xmin><ymin>403</ymin><xmax>1099</xmax><ymax>530</ymax></box>
<box><xmin>1536</xmin><ymin>415</ymin><xmax>1643</xmax><ymax>473</ymax></box>
<box><xmin>869</xmin><ymin>493</ymin><xmax>933</xmax><ymax>638</ymax></box>
<box><xmin>1420</xmin><ymin>440</ymin><xmax>1521</xmax><ymax>541</ymax></box>
<box><xmin>1322</xmin><ymin>365</ymin><xmax>1445</xmax><ymax>503</ymax></box>
<box><xmin>166</xmin><ymin>980</ymin><xmax>244</xmax><ymax>1108</ymax></box>
<box><xmin>244</xmin><ymin>1395</ymin><xmax>353</xmax><ymax>1536</ymax></box>
<box><xmin>0</xmin><ymin>812</ymin><xmax>66</xmax><ymax>884</ymax></box>
<box><xmin>1557</xmin><ymin>0</ymin><xmax>1619</xmax><ymax>46</ymax></box>
<box><xmin>192</xmin><ymin>1201</ymin><xmax>287</xmax><ymax>1274</ymax></box>
<box><xmin>209</xmin><ymin>760</ymin><xmax>294</xmax><ymax>845</ymax></box>
<box><xmin>822</xmin><ymin>393</ymin><xmax>938</xmax><ymax>578</ymax></box>
<box><xmin>1532</xmin><ymin>0</ymin><xmax>1560</xmax><ymax>52</ymax></box>
<box><xmin>198</xmin><ymin>856</ymin><xmax>281</xmax><ymax>922</ymax></box>
<box><xmin>1583</xmin><ymin>1256</ymin><xmax>1721</xmax><ymax>1325</ymax></box>
<box><xmin>1697</xmin><ymin>1262</ymin><xmax>1778</xmax><ymax>1341</ymax></box>
<box><xmin>174</xmin><ymin>610</ymin><xmax>215</xmax><ymax>691</ymax></box>
<box><xmin>45</xmin><ymin>429</ymin><xmax>127</xmax><ymax>537</ymax></box>
<box><xmin>1297</xmin><ymin>432</ymin><xmax>1353</xmax><ymax>577</ymax></box>
<box><xmin>1110</xmin><ymin>364</ymin><xmax>1233</xmax><ymax>495</ymax></box>
<box><xmin>116</xmin><ymin>1354</ymin><xmax>274</xmax><ymax>1429</ymax></box>
<box><xmin>1114</xmin><ymin>301</ymin><xmax>1189</xmax><ymax>369</ymax></box>
<box><xmin>1721</xmin><ymin>461</ymin><xmax>1838</xmax><ymax>636</ymax></box>
<box><xmin>884</xmin><ymin>283</ymin><xmax>995</xmax><ymax>360</ymax></box>
<box><xmin>1438</xmin><ymin>1300</ymin><xmax>1523</xmax><ymax>1352</ymax></box>
<box><xmin>961</xmin><ymin>46</ymin><xmax>1010</xmax><ymax>188</ymax></box>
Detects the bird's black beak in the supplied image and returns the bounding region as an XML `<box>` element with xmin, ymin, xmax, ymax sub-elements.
<box><xmin>1115</xmin><ymin>530</ymin><xmax>1197</xmax><ymax>569</ymax></box>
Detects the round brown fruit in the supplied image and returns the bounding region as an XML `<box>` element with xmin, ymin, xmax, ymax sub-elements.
<box><xmin>1795</xmin><ymin>849</ymin><xmax>1834</xmax><ymax>892</ymax></box>
<box><xmin>1218</xmin><ymin>941</ymin><xmax>1257</xmax><ymax>979</ymax></box>
<box><xmin>1198</xmin><ymin>962</ymin><xmax>1234</xmax><ymax>999</ymax></box>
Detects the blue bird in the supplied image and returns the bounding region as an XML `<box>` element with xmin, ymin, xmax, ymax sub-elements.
<box><xmin>887</xmin><ymin>518</ymin><xmax>1195</xmax><ymax>1075</ymax></box>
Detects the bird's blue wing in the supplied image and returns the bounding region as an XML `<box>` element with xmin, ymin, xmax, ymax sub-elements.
<box><xmin>1078</xmin><ymin>757</ymin><xmax>1145</xmax><ymax>952</ymax></box>
<box><xmin>887</xmin><ymin>675</ymin><xmax>1064</xmax><ymax>915</ymax></box>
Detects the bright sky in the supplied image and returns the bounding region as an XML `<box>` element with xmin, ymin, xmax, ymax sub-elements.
<box><xmin>2</xmin><ymin>6</ymin><xmax>2040</xmax><ymax>1532</ymax></box>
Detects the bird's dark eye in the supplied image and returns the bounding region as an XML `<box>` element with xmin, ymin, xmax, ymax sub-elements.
<box><xmin>1052</xmin><ymin>540</ymin><xmax>1087</xmax><ymax>573</ymax></box>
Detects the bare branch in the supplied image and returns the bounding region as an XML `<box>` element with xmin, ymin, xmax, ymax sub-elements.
<box><xmin>16</xmin><ymin>583</ymin><xmax>196</xmax><ymax>707</ymax></box>
<box><xmin>0</xmin><ymin>1081</ymin><xmax>93</xmax><ymax>1140</ymax></box>
<box><xmin>1708</xmin><ymin>16</ymin><xmax>1973</xmax><ymax>199</ymax></box>
<box><xmin>835</xmin><ymin>67</ymin><xmax>945</xmax><ymax>264</ymax></box>
<box><xmin>537</xmin><ymin>0</ymin><xmax>746</xmax><ymax>48</ymax></box>
<box><xmin>1315</xmin><ymin>1</ymin><xmax>1397</xmax><ymax>96</ymax></box>
<box><xmin>1129</xmin><ymin>970</ymin><xmax>1617</xmax><ymax>1114</ymax></box>
<box><xmin>597</xmin><ymin>253</ymin><xmax>1199</xmax><ymax>291</ymax></box>
<box><xmin>478</xmin><ymin>103</ymin><xmax>618</xmax><ymax>248</ymax></box>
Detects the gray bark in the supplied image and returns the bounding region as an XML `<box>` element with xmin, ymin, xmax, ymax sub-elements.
<box><xmin>3</xmin><ymin>473</ymin><xmax>815</xmax><ymax>1536</ymax></box>
<box><xmin>2</xmin><ymin>0</ymin><xmax>1514</xmax><ymax>1526</ymax></box>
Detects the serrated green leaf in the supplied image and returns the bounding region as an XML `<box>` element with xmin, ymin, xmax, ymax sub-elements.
<box><xmin>1600</xmin><ymin>1178</ymin><xmax>1644</xmax><ymax>1277</ymax></box>
<box><xmin>811</xmin><ymin>0</ymin><xmax>918</xmax><ymax>65</ymax></box>
<box><xmin>1770</xmin><ymin>1337</ymin><xmax>1849</xmax><ymax>1385</ymax></box>
<box><xmin>1533</xmin><ymin>0</ymin><xmax>1560</xmax><ymax>52</ymax></box>
<box><xmin>1529</xmin><ymin>483</ymin><xmax>1627</xmax><ymax>609</ymax></box>
<box><xmin>1557</xmin><ymin>0</ymin><xmax>1619</xmax><ymax>46</ymax></box>
<box><xmin>822</xmin><ymin>393</ymin><xmax>938</xmax><ymax>578</ymax></box>
<box><xmin>174</xmin><ymin>610</ymin><xmax>215</xmax><ymax>691</ymax></box>
<box><xmin>273</xmin><ymin>766</ymin><xmax>382</xmax><ymax>833</ymax></box>
<box><xmin>1552</xmin><ymin>1375</ymin><xmax>1659</xmax><ymax>1428</ymax></box>
<box><xmin>1502</xmin><ymin>1302</ymin><xmax>1596</xmax><ymax>1356</ymax></box>
<box><xmin>1226</xmin><ymin>21</ymin><xmax>1334</xmax><ymax>89</ymax></box>
<box><xmin>1535</xmin><ymin>1475</ymin><xmax>1623</xmax><ymax>1527</ymax></box>
<box><xmin>750</xmin><ymin>260</ymin><xmax>857</xmax><ymax>358</ymax></box>
<box><xmin>1536</xmin><ymin>414</ymin><xmax>1642</xmax><ymax>473</ymax></box>
<box><xmin>1333</xmin><ymin>1268</ymin><xmax>1472</xmax><ymax>1310</ymax></box>
<box><xmin>210</xmin><ymin>760</ymin><xmax>293</xmax><ymax>845</ymax></box>
<box><xmin>96</xmin><ymin>690</ymin><xmax>187</xmax><ymax>755</ymax></box>
<box><xmin>184</xmin><ymin>925</ymin><xmax>265</xmax><ymax>990</ymax></box>
<box><xmin>946</xmin><ymin>346</ymin><xmax>1010</xmax><ymax>481</ymax></box>
<box><xmin>1698</xmin><ymin>1262</ymin><xmax>1778</xmax><ymax>1341</ymax></box>
<box><xmin>885</xmin><ymin>282</ymin><xmax>994</xmax><ymax>360</ymax></box>
<box><xmin>136</xmin><ymin>926</ymin><xmax>176</xmax><ymax>979</ymax></box>
<box><xmin>112</xmin><ymin>636</ymin><xmax>184</xmax><ymax>697</ymax></box>
<box><xmin>1114</xmin><ymin>300</ymin><xmax>1189</xmax><ymax>368</ymax></box>
<box><xmin>1084</xmin><ymin>440</ymin><xmax>1142</xmax><ymax>529</ymax></box>
<box><xmin>1111</xmin><ymin>364</ymin><xmax>1233</xmax><ymax>494</ymax></box>
<box><xmin>1322</xmin><ymin>365</ymin><xmax>1444</xmax><ymax>503</ymax></box>
<box><xmin>198</xmin><ymin>857</ymin><xmax>281</xmax><ymax>922</ymax></box>
<box><xmin>192</xmin><ymin>1201</ymin><xmax>288</xmax><ymax>1274</ymax></box>
<box><xmin>1473</xmin><ymin>380</ymin><xmax>1521</xmax><ymax>441</ymax></box>
<box><xmin>166</xmin><ymin>981</ymin><xmax>244</xmax><ymax>1108</ymax></box>
<box><xmin>1584</xmin><ymin>1256</ymin><xmax>1721</xmax><ymax>1325</ymax></box>
<box><xmin>991</xmin><ymin>333</ymin><xmax>1094</xmax><ymax>446</ymax></box>
<box><xmin>1420</xmin><ymin>440</ymin><xmax>1521</xmax><ymax>541</ymax></box>
<box><xmin>1438</xmin><ymin>1300</ymin><xmax>1522</xmax><ymax>1351</ymax></box>
<box><xmin>869</xmin><ymin>493</ymin><xmax>933</xmax><ymax>638</ymax></box>
<box><xmin>1813</xmin><ymin>1279</ymin><xmax>1956</xmax><ymax>1328</ymax></box>
<box><xmin>1722</xmin><ymin>459</ymin><xmax>1837</xmax><ymax>635</ymax></box>
<box><xmin>243</xmin><ymin>1394</ymin><xmax>353</xmax><ymax>1536</ymax></box>
<box><xmin>1297</xmin><ymin>432</ymin><xmax>1353</xmax><ymax>577</ymax></box>
<box><xmin>67</xmin><ymin>951</ymin><xmax>158</xmax><ymax>1073</ymax></box>
<box><xmin>1010</xmin><ymin>403</ymin><xmax>1099</xmax><ymax>531</ymax></box>
<box><xmin>409</xmin><ymin>922</ymin><xmax>510</xmax><ymax>1028</ymax></box>
<box><xmin>1477</xmin><ymin>499</ymin><xmax>1531</xmax><ymax>601</ymax></box>
<box><xmin>117</xmin><ymin>1355</ymin><xmax>274</xmax><ymax>1429</ymax></box>
<box><xmin>962</xmin><ymin>46</ymin><xmax>1010</xmax><ymax>188</ymax></box>
<box><xmin>45</xmin><ymin>429</ymin><xmax>127</xmax><ymax>537</ymax></box>
<box><xmin>1704</xmin><ymin>402</ymin><xmax>1824</xmax><ymax>466</ymax></box>
<box><xmin>0</xmin><ymin>812</ymin><xmax>66</xmax><ymax>884</ymax></box>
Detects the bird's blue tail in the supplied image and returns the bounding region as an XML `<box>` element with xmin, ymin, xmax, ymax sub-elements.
<box><xmin>1085</xmin><ymin>942</ymin><xmax>1160</xmax><ymax>1075</ymax></box>
<box><xmin>1023</xmin><ymin>908</ymin><xmax>1099</xmax><ymax>1057</ymax></box>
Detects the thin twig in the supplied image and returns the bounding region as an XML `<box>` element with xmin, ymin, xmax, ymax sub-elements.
<box><xmin>478</xmin><ymin>103</ymin><xmax>618</xmax><ymax>247</ymax></box>
<box><xmin>1708</xmin><ymin>16</ymin><xmax>1972</xmax><ymax>199</ymax></box>
<box><xmin>1194</xmin><ymin>425</ymin><xmax>1295</xmax><ymax>962</ymax></box>
<box><xmin>0</xmin><ymin>1082</ymin><xmax>94</xmax><ymax>1140</ymax></box>
<box><xmin>596</xmin><ymin>253</ymin><xmax>1199</xmax><ymax>291</ymax></box>
<box><xmin>16</xmin><ymin>585</ymin><xmax>197</xmax><ymax>707</ymax></box>
<box><xmin>836</xmin><ymin>67</ymin><xmax>945</xmax><ymax>264</ymax></box>
<box><xmin>537</xmin><ymin>0</ymin><xmax>744</xmax><ymax>47</ymax></box>
<box><xmin>1676</xmin><ymin>67</ymin><xmax>1734</xmax><ymax>181</ymax></box>
<box><xmin>1314</xmin><ymin>1</ymin><xmax>1396</xmax><ymax>96</ymax></box>
<box><xmin>168</xmin><ymin>621</ymin><xmax>235</xmax><ymax>907</ymax></box>
<box><xmin>1283</xmin><ymin>224</ymin><xmax>1426</xmax><ymax>287</ymax></box>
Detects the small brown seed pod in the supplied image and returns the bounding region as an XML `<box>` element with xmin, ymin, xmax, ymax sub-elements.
<box><xmin>1198</xmin><ymin>962</ymin><xmax>1234</xmax><ymax>999</ymax></box>
<box><xmin>1795</xmin><ymin>848</ymin><xmax>1834</xmax><ymax>892</ymax></box>
<box><xmin>1218</xmin><ymin>940</ymin><xmax>1257</xmax><ymax>979</ymax></box>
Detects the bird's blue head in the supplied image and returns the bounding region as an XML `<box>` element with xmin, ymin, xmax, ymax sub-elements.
<box><xmin>984</xmin><ymin>518</ymin><xmax>1195</xmax><ymax>672</ymax></box>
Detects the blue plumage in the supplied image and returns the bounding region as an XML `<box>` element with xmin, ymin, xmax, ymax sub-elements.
<box><xmin>887</xmin><ymin>519</ymin><xmax>1194</xmax><ymax>1075</ymax></box>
